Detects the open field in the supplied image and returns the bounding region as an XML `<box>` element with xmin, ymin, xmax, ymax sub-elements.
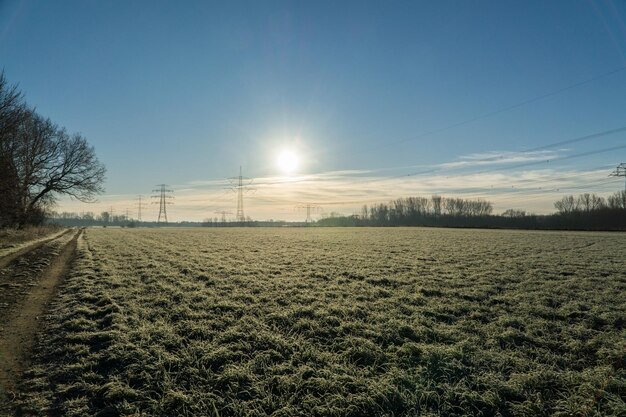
<box><xmin>2</xmin><ymin>227</ymin><xmax>626</xmax><ymax>416</ymax></box>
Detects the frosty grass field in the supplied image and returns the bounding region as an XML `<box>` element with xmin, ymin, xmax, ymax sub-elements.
<box><xmin>18</xmin><ymin>227</ymin><xmax>626</xmax><ymax>416</ymax></box>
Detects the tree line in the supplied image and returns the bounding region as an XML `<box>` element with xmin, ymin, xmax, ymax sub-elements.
<box><xmin>357</xmin><ymin>196</ymin><xmax>493</xmax><ymax>226</ymax></box>
<box><xmin>0</xmin><ymin>72</ymin><xmax>105</xmax><ymax>227</ymax></box>
<box><xmin>553</xmin><ymin>192</ymin><xmax>626</xmax><ymax>213</ymax></box>
<box><xmin>317</xmin><ymin>192</ymin><xmax>626</xmax><ymax>230</ymax></box>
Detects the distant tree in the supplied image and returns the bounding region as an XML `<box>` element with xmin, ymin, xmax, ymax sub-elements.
<box><xmin>99</xmin><ymin>211</ymin><xmax>110</xmax><ymax>223</ymax></box>
<box><xmin>590</xmin><ymin>194</ymin><xmax>606</xmax><ymax>211</ymax></box>
<box><xmin>370</xmin><ymin>204</ymin><xmax>388</xmax><ymax>224</ymax></box>
<box><xmin>112</xmin><ymin>214</ymin><xmax>125</xmax><ymax>223</ymax></box>
<box><xmin>431</xmin><ymin>195</ymin><xmax>442</xmax><ymax>216</ymax></box>
<box><xmin>82</xmin><ymin>212</ymin><xmax>95</xmax><ymax>221</ymax></box>
<box><xmin>577</xmin><ymin>193</ymin><xmax>605</xmax><ymax>212</ymax></box>
<box><xmin>607</xmin><ymin>191</ymin><xmax>626</xmax><ymax>209</ymax></box>
<box><xmin>502</xmin><ymin>209</ymin><xmax>526</xmax><ymax>217</ymax></box>
<box><xmin>554</xmin><ymin>195</ymin><xmax>579</xmax><ymax>214</ymax></box>
<box><xmin>361</xmin><ymin>205</ymin><xmax>369</xmax><ymax>220</ymax></box>
<box><xmin>444</xmin><ymin>198</ymin><xmax>463</xmax><ymax>216</ymax></box>
<box><xmin>468</xmin><ymin>199</ymin><xmax>493</xmax><ymax>216</ymax></box>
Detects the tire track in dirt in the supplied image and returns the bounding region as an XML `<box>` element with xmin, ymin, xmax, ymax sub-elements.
<box><xmin>0</xmin><ymin>229</ymin><xmax>74</xmax><ymax>269</ymax></box>
<box><xmin>0</xmin><ymin>229</ymin><xmax>81</xmax><ymax>411</ymax></box>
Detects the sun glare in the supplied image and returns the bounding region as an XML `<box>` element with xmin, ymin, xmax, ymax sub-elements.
<box><xmin>277</xmin><ymin>149</ymin><xmax>299</xmax><ymax>174</ymax></box>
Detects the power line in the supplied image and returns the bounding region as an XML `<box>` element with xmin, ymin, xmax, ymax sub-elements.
<box><xmin>472</xmin><ymin>144</ymin><xmax>626</xmax><ymax>175</ymax></box>
<box><xmin>526</xmin><ymin>126</ymin><xmax>626</xmax><ymax>152</ymax></box>
<box><xmin>344</xmin><ymin>130</ymin><xmax>626</xmax><ymax>191</ymax></box>
<box><xmin>462</xmin><ymin>179</ymin><xmax>621</xmax><ymax>203</ymax></box>
<box><xmin>338</xmin><ymin>65</ymin><xmax>626</xmax><ymax>158</ymax></box>
<box><xmin>361</xmin><ymin>168</ymin><xmax>620</xmax><ymax>204</ymax></box>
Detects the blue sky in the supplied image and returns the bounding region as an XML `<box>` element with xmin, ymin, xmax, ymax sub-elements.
<box><xmin>1</xmin><ymin>0</ymin><xmax>625</xmax><ymax>220</ymax></box>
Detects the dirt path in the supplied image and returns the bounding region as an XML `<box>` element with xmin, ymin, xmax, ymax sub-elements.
<box><xmin>0</xmin><ymin>228</ymin><xmax>73</xmax><ymax>269</ymax></box>
<box><xmin>0</xmin><ymin>229</ymin><xmax>81</xmax><ymax>411</ymax></box>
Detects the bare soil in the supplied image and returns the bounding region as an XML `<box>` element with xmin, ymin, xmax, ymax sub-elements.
<box><xmin>0</xmin><ymin>229</ymin><xmax>80</xmax><ymax>414</ymax></box>
<box><xmin>0</xmin><ymin>229</ymin><xmax>72</xmax><ymax>269</ymax></box>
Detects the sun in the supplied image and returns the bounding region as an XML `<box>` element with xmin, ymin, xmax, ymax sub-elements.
<box><xmin>276</xmin><ymin>149</ymin><xmax>299</xmax><ymax>174</ymax></box>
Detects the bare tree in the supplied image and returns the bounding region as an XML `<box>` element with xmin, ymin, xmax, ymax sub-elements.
<box><xmin>360</xmin><ymin>204</ymin><xmax>369</xmax><ymax>220</ymax></box>
<box><xmin>0</xmin><ymin>71</ymin><xmax>27</xmax><ymax>140</ymax></box>
<box><xmin>99</xmin><ymin>211</ymin><xmax>110</xmax><ymax>223</ymax></box>
<box><xmin>607</xmin><ymin>191</ymin><xmax>626</xmax><ymax>209</ymax></box>
<box><xmin>0</xmin><ymin>73</ymin><xmax>106</xmax><ymax>226</ymax></box>
<box><xmin>576</xmin><ymin>193</ymin><xmax>600</xmax><ymax>212</ymax></box>
<box><xmin>589</xmin><ymin>194</ymin><xmax>606</xmax><ymax>211</ymax></box>
<box><xmin>554</xmin><ymin>195</ymin><xmax>579</xmax><ymax>214</ymax></box>
<box><xmin>19</xmin><ymin>124</ymin><xmax>105</xmax><ymax>223</ymax></box>
<box><xmin>431</xmin><ymin>195</ymin><xmax>442</xmax><ymax>216</ymax></box>
<box><xmin>0</xmin><ymin>72</ymin><xmax>29</xmax><ymax>226</ymax></box>
<box><xmin>502</xmin><ymin>209</ymin><xmax>526</xmax><ymax>217</ymax></box>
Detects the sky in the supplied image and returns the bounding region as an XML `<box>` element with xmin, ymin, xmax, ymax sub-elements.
<box><xmin>1</xmin><ymin>0</ymin><xmax>625</xmax><ymax>221</ymax></box>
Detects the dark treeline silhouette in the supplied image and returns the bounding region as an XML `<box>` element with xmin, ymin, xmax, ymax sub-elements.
<box><xmin>0</xmin><ymin>72</ymin><xmax>105</xmax><ymax>228</ymax></box>
<box><xmin>47</xmin><ymin>211</ymin><xmax>294</xmax><ymax>228</ymax></box>
<box><xmin>317</xmin><ymin>192</ymin><xmax>626</xmax><ymax>230</ymax></box>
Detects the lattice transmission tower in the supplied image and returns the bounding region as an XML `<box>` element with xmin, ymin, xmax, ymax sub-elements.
<box><xmin>152</xmin><ymin>184</ymin><xmax>174</xmax><ymax>223</ymax></box>
<box><xmin>295</xmin><ymin>203</ymin><xmax>322</xmax><ymax>223</ymax></box>
<box><xmin>214</xmin><ymin>210</ymin><xmax>232</xmax><ymax>224</ymax></box>
<box><xmin>228</xmin><ymin>166</ymin><xmax>254</xmax><ymax>222</ymax></box>
<box><xmin>136</xmin><ymin>195</ymin><xmax>148</xmax><ymax>222</ymax></box>
<box><xmin>610</xmin><ymin>163</ymin><xmax>626</xmax><ymax>192</ymax></box>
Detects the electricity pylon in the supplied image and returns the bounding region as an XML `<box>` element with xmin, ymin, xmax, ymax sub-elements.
<box><xmin>228</xmin><ymin>166</ymin><xmax>254</xmax><ymax>222</ymax></box>
<box><xmin>136</xmin><ymin>195</ymin><xmax>147</xmax><ymax>221</ymax></box>
<box><xmin>610</xmin><ymin>163</ymin><xmax>626</xmax><ymax>192</ymax></box>
<box><xmin>214</xmin><ymin>210</ymin><xmax>232</xmax><ymax>224</ymax></box>
<box><xmin>152</xmin><ymin>184</ymin><xmax>174</xmax><ymax>223</ymax></box>
<box><xmin>295</xmin><ymin>203</ymin><xmax>322</xmax><ymax>223</ymax></box>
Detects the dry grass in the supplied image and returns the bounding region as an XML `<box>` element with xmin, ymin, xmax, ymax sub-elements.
<box><xmin>16</xmin><ymin>228</ymin><xmax>626</xmax><ymax>416</ymax></box>
<box><xmin>0</xmin><ymin>225</ymin><xmax>63</xmax><ymax>249</ymax></box>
